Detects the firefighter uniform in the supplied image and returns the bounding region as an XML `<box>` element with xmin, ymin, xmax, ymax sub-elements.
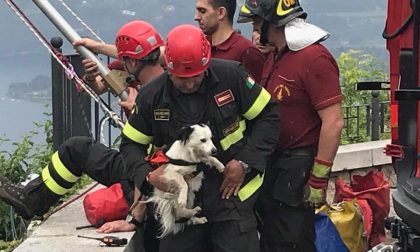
<box><xmin>121</xmin><ymin>58</ymin><xmax>280</xmax><ymax>252</ymax></box>
<box><xmin>21</xmin><ymin>136</ymin><xmax>132</xmax><ymax>216</ymax></box>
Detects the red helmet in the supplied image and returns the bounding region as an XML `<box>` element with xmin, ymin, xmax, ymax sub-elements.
<box><xmin>115</xmin><ymin>20</ymin><xmax>163</xmax><ymax>61</ymax></box>
<box><xmin>164</xmin><ymin>25</ymin><xmax>211</xmax><ymax>78</ymax></box>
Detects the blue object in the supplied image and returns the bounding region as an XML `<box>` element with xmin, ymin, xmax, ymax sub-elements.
<box><xmin>315</xmin><ymin>212</ymin><xmax>349</xmax><ymax>252</ymax></box>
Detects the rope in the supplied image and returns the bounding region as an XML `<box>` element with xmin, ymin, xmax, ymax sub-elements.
<box><xmin>99</xmin><ymin>115</ymin><xmax>111</xmax><ymax>146</ymax></box>
<box><xmin>4</xmin><ymin>0</ymin><xmax>125</xmax><ymax>130</ymax></box>
<box><xmin>42</xmin><ymin>182</ymin><xmax>99</xmax><ymax>221</ymax></box>
<box><xmin>57</xmin><ymin>0</ymin><xmax>104</xmax><ymax>42</ymax></box>
<box><xmin>56</xmin><ymin>0</ymin><xmax>124</xmax><ymax>140</ymax></box>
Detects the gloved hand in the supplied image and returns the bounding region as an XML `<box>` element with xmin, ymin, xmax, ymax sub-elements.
<box><xmin>305</xmin><ymin>157</ymin><xmax>332</xmax><ymax>208</ymax></box>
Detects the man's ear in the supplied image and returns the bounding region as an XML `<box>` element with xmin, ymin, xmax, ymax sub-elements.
<box><xmin>217</xmin><ymin>6</ymin><xmax>227</xmax><ymax>21</ymax></box>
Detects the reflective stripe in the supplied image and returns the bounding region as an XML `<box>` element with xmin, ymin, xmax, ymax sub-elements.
<box><xmin>123</xmin><ymin>122</ymin><xmax>153</xmax><ymax>145</ymax></box>
<box><xmin>51</xmin><ymin>152</ymin><xmax>79</xmax><ymax>183</ymax></box>
<box><xmin>277</xmin><ymin>0</ymin><xmax>294</xmax><ymax>16</ymax></box>
<box><xmin>243</xmin><ymin>88</ymin><xmax>271</xmax><ymax>120</ymax></box>
<box><xmin>42</xmin><ymin>166</ymin><xmax>69</xmax><ymax>195</ymax></box>
<box><xmin>238</xmin><ymin>173</ymin><xmax>264</xmax><ymax>201</ymax></box>
<box><xmin>240</xmin><ymin>4</ymin><xmax>251</xmax><ymax>14</ymax></box>
<box><xmin>220</xmin><ymin>120</ymin><xmax>246</xmax><ymax>151</ymax></box>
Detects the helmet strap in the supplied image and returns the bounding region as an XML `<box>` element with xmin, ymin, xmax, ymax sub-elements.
<box><xmin>126</xmin><ymin>61</ymin><xmax>146</xmax><ymax>85</ymax></box>
<box><xmin>260</xmin><ymin>20</ymin><xmax>270</xmax><ymax>45</ymax></box>
<box><xmin>124</xmin><ymin>49</ymin><xmax>160</xmax><ymax>85</ymax></box>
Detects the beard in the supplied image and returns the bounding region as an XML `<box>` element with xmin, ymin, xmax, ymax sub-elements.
<box><xmin>200</xmin><ymin>22</ymin><xmax>218</xmax><ymax>37</ymax></box>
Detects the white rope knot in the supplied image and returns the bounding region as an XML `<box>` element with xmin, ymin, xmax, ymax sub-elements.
<box><xmin>64</xmin><ymin>64</ymin><xmax>76</xmax><ymax>80</ymax></box>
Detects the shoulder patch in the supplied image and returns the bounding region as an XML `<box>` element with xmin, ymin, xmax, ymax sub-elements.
<box><xmin>154</xmin><ymin>109</ymin><xmax>170</xmax><ymax>121</ymax></box>
<box><xmin>245</xmin><ymin>76</ymin><xmax>255</xmax><ymax>89</ymax></box>
<box><xmin>214</xmin><ymin>89</ymin><xmax>235</xmax><ymax>107</ymax></box>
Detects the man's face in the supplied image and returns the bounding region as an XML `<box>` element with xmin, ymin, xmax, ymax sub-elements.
<box><xmin>251</xmin><ymin>17</ymin><xmax>275</xmax><ymax>53</ymax></box>
<box><xmin>194</xmin><ymin>0</ymin><xmax>219</xmax><ymax>36</ymax></box>
<box><xmin>170</xmin><ymin>72</ymin><xmax>205</xmax><ymax>94</ymax></box>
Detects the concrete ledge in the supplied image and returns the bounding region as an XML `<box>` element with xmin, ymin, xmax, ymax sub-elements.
<box><xmin>332</xmin><ymin>139</ymin><xmax>391</xmax><ymax>172</ymax></box>
<box><xmin>13</xmin><ymin>140</ymin><xmax>393</xmax><ymax>251</ymax></box>
<box><xmin>14</xmin><ymin>184</ymin><xmax>135</xmax><ymax>252</ymax></box>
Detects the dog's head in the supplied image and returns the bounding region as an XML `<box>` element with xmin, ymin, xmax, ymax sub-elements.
<box><xmin>177</xmin><ymin>124</ymin><xmax>217</xmax><ymax>158</ymax></box>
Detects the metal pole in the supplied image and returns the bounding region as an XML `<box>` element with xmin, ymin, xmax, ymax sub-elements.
<box><xmin>51</xmin><ymin>37</ymin><xmax>64</xmax><ymax>151</ymax></box>
<box><xmin>33</xmin><ymin>0</ymin><xmax>107</xmax><ymax>76</ymax></box>
<box><xmin>32</xmin><ymin>0</ymin><xmax>128</xmax><ymax>101</ymax></box>
<box><xmin>371</xmin><ymin>91</ymin><xmax>380</xmax><ymax>141</ymax></box>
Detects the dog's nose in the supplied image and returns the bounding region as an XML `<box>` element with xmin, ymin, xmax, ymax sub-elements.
<box><xmin>211</xmin><ymin>147</ymin><xmax>218</xmax><ymax>156</ymax></box>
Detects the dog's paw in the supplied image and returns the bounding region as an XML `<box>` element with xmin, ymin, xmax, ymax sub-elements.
<box><xmin>193</xmin><ymin>206</ymin><xmax>202</xmax><ymax>216</ymax></box>
<box><xmin>190</xmin><ymin>216</ymin><xmax>208</xmax><ymax>225</ymax></box>
<box><xmin>215</xmin><ymin>161</ymin><xmax>225</xmax><ymax>173</ymax></box>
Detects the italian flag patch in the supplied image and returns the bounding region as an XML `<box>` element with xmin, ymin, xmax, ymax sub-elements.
<box><xmin>245</xmin><ymin>76</ymin><xmax>255</xmax><ymax>89</ymax></box>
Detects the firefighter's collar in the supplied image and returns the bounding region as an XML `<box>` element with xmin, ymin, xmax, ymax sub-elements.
<box><xmin>172</xmin><ymin>78</ymin><xmax>208</xmax><ymax>97</ymax></box>
<box><xmin>285</xmin><ymin>18</ymin><xmax>330</xmax><ymax>51</ymax></box>
<box><xmin>146</xmin><ymin>149</ymin><xmax>201</xmax><ymax>167</ymax></box>
<box><xmin>162</xmin><ymin>67</ymin><xmax>219</xmax><ymax>103</ymax></box>
<box><xmin>210</xmin><ymin>31</ymin><xmax>241</xmax><ymax>51</ymax></box>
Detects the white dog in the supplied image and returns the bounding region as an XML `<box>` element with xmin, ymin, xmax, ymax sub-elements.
<box><xmin>145</xmin><ymin>124</ymin><xmax>225</xmax><ymax>237</ymax></box>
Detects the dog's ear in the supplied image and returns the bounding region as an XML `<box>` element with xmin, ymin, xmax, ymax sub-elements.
<box><xmin>178</xmin><ymin>126</ymin><xmax>194</xmax><ymax>145</ymax></box>
<box><xmin>198</xmin><ymin>123</ymin><xmax>209</xmax><ymax>128</ymax></box>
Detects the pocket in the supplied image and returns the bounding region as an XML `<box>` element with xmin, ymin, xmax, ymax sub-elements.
<box><xmin>271</xmin><ymin>155</ymin><xmax>313</xmax><ymax>207</ymax></box>
<box><xmin>218</xmin><ymin>104</ymin><xmax>240</xmax><ymax>133</ymax></box>
<box><xmin>232</xmin><ymin>190</ymin><xmax>259</xmax><ymax>232</ymax></box>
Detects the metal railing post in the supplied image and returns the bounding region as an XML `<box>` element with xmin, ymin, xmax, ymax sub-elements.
<box><xmin>50</xmin><ymin>36</ymin><xmax>91</xmax><ymax>150</ymax></box>
<box><xmin>51</xmin><ymin>37</ymin><xmax>64</xmax><ymax>151</ymax></box>
<box><xmin>371</xmin><ymin>90</ymin><xmax>380</xmax><ymax>141</ymax></box>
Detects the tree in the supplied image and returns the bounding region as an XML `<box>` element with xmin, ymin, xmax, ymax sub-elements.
<box><xmin>338</xmin><ymin>50</ymin><xmax>390</xmax><ymax>144</ymax></box>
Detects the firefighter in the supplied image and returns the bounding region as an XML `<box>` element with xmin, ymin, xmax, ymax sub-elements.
<box><xmin>0</xmin><ymin>20</ymin><xmax>164</xmax><ymax>251</ymax></box>
<box><xmin>194</xmin><ymin>0</ymin><xmax>265</xmax><ymax>83</ymax></box>
<box><xmin>120</xmin><ymin>24</ymin><xmax>280</xmax><ymax>252</ymax></box>
<box><xmin>237</xmin><ymin>3</ymin><xmax>274</xmax><ymax>55</ymax></box>
<box><xmin>238</xmin><ymin>0</ymin><xmax>344</xmax><ymax>251</ymax></box>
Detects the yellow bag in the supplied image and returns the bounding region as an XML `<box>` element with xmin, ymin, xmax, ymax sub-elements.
<box><xmin>317</xmin><ymin>200</ymin><xmax>365</xmax><ymax>252</ymax></box>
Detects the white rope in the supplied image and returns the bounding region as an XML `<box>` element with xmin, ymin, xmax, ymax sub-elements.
<box><xmin>99</xmin><ymin>115</ymin><xmax>111</xmax><ymax>146</ymax></box>
<box><xmin>57</xmin><ymin>0</ymin><xmax>104</xmax><ymax>42</ymax></box>
<box><xmin>4</xmin><ymin>0</ymin><xmax>124</xmax><ymax>130</ymax></box>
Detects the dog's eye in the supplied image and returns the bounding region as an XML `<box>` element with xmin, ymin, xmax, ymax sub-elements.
<box><xmin>200</xmin><ymin>139</ymin><xmax>206</xmax><ymax>143</ymax></box>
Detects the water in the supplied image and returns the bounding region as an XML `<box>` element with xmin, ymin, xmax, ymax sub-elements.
<box><xmin>0</xmin><ymin>97</ymin><xmax>49</xmax><ymax>152</ymax></box>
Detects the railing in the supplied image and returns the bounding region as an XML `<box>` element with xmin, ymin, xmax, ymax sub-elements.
<box><xmin>342</xmin><ymin>101</ymin><xmax>390</xmax><ymax>144</ymax></box>
<box><xmin>50</xmin><ymin>37</ymin><xmax>123</xmax><ymax>149</ymax></box>
<box><xmin>50</xmin><ymin>37</ymin><xmax>391</xmax><ymax>147</ymax></box>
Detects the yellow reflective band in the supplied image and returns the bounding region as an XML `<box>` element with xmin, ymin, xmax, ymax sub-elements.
<box><xmin>240</xmin><ymin>4</ymin><xmax>251</xmax><ymax>14</ymax></box>
<box><xmin>277</xmin><ymin>0</ymin><xmax>294</xmax><ymax>16</ymax></box>
<box><xmin>42</xmin><ymin>166</ymin><xmax>69</xmax><ymax>195</ymax></box>
<box><xmin>238</xmin><ymin>173</ymin><xmax>264</xmax><ymax>201</ymax></box>
<box><xmin>51</xmin><ymin>152</ymin><xmax>79</xmax><ymax>183</ymax></box>
<box><xmin>220</xmin><ymin>120</ymin><xmax>246</xmax><ymax>151</ymax></box>
<box><xmin>243</xmin><ymin>88</ymin><xmax>271</xmax><ymax>120</ymax></box>
<box><xmin>123</xmin><ymin>122</ymin><xmax>153</xmax><ymax>145</ymax></box>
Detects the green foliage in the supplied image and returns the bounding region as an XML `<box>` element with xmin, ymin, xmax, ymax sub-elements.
<box><xmin>0</xmin><ymin>108</ymin><xmax>91</xmax><ymax>247</ymax></box>
<box><xmin>0</xmin><ymin>110</ymin><xmax>53</xmax><ymax>246</ymax></box>
<box><xmin>338</xmin><ymin>50</ymin><xmax>390</xmax><ymax>144</ymax></box>
<box><xmin>0</xmin><ymin>114</ymin><xmax>53</xmax><ymax>183</ymax></box>
<box><xmin>0</xmin><ymin>239</ymin><xmax>22</xmax><ymax>251</ymax></box>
